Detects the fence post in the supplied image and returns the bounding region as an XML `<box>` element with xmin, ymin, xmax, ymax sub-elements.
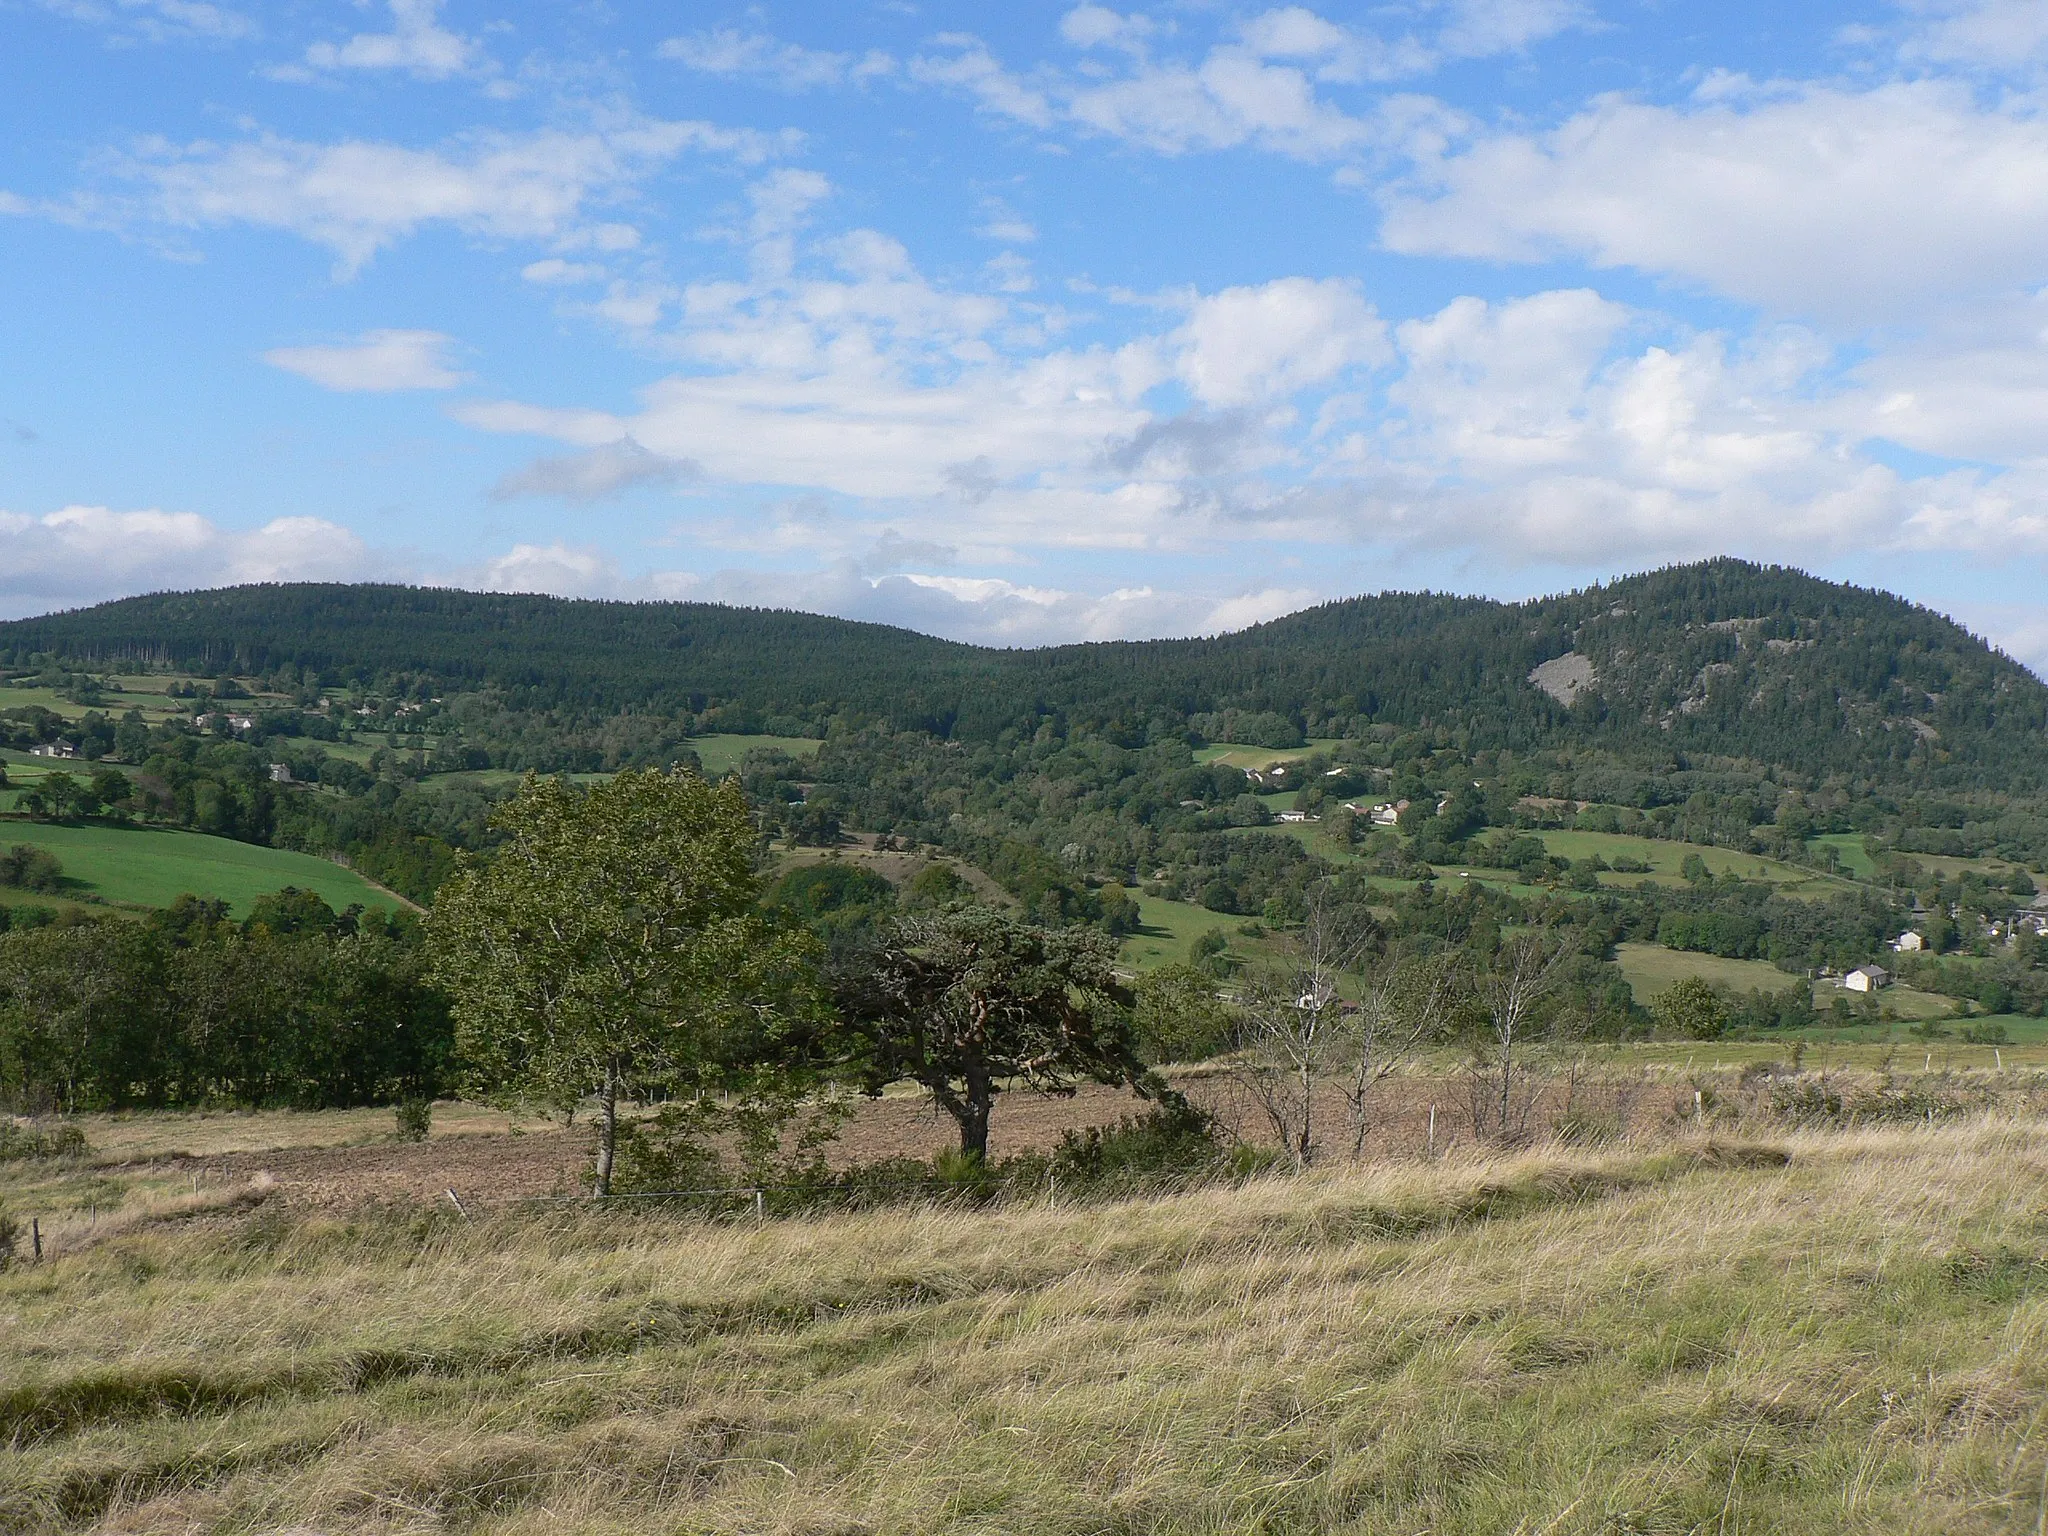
<box><xmin>444</xmin><ymin>1188</ymin><xmax>469</xmax><ymax>1219</ymax></box>
<box><xmin>754</xmin><ymin>1189</ymin><xmax>765</xmax><ymax>1220</ymax></box>
<box><xmin>30</xmin><ymin>1218</ymin><xmax>40</xmax><ymax>1261</ymax></box>
<box><xmin>1427</xmin><ymin>1103</ymin><xmax>1436</xmax><ymax>1158</ymax></box>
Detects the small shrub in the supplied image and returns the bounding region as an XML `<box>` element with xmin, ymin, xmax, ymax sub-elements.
<box><xmin>393</xmin><ymin>1098</ymin><xmax>433</xmax><ymax>1142</ymax></box>
<box><xmin>0</xmin><ymin>1206</ymin><xmax>17</xmax><ymax>1271</ymax></box>
<box><xmin>0</xmin><ymin>844</ymin><xmax>63</xmax><ymax>893</ymax></box>
<box><xmin>0</xmin><ymin>1120</ymin><xmax>89</xmax><ymax>1162</ymax></box>
<box><xmin>1963</xmin><ymin>1021</ymin><xmax>2010</xmax><ymax>1045</ymax></box>
<box><xmin>1049</xmin><ymin>1093</ymin><xmax>1227</xmax><ymax>1192</ymax></box>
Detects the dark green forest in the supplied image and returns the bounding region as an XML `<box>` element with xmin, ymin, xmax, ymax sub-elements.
<box><xmin>4</xmin><ymin>558</ymin><xmax>2041</xmax><ymax>788</ymax></box>
<box><xmin>1</xmin><ymin>558</ymin><xmax>2044</xmax><ymax>1118</ymax></box>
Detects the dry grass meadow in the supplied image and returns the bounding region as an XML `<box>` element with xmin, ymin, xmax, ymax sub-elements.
<box><xmin>4</xmin><ymin>1106</ymin><xmax>2048</xmax><ymax>1534</ymax></box>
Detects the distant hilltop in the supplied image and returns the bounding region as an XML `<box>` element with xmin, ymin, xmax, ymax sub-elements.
<box><xmin>2</xmin><ymin>558</ymin><xmax>2041</xmax><ymax>789</ymax></box>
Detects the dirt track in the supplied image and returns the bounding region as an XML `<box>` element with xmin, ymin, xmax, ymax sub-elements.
<box><xmin>177</xmin><ymin>1084</ymin><xmax>1177</xmax><ymax>1208</ymax></box>
<box><xmin>159</xmin><ymin>1071</ymin><xmax>1686</xmax><ymax>1209</ymax></box>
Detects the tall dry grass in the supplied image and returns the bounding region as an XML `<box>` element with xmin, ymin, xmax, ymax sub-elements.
<box><xmin>2</xmin><ymin>1121</ymin><xmax>2045</xmax><ymax>1533</ymax></box>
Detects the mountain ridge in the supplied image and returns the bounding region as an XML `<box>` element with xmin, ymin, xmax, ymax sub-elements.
<box><xmin>3</xmin><ymin>559</ymin><xmax>2041</xmax><ymax>788</ymax></box>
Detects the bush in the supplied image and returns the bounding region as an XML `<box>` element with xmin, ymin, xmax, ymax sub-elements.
<box><xmin>1048</xmin><ymin>1093</ymin><xmax>1227</xmax><ymax>1193</ymax></box>
<box><xmin>0</xmin><ymin>844</ymin><xmax>63</xmax><ymax>894</ymax></box>
<box><xmin>0</xmin><ymin>1119</ymin><xmax>89</xmax><ymax>1162</ymax></box>
<box><xmin>393</xmin><ymin>1098</ymin><xmax>433</xmax><ymax>1142</ymax></box>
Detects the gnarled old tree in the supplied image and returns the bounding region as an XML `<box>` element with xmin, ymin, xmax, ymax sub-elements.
<box><xmin>837</xmin><ymin>907</ymin><xmax>1142</xmax><ymax>1161</ymax></box>
<box><xmin>427</xmin><ymin>769</ymin><xmax>825</xmax><ymax>1196</ymax></box>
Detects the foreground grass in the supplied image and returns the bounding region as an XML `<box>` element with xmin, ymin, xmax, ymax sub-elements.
<box><xmin>3</xmin><ymin>1123</ymin><xmax>2046</xmax><ymax>1533</ymax></box>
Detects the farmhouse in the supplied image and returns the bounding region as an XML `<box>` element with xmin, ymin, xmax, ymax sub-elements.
<box><xmin>1843</xmin><ymin>964</ymin><xmax>1890</xmax><ymax>993</ymax></box>
<box><xmin>28</xmin><ymin>740</ymin><xmax>78</xmax><ymax>759</ymax></box>
<box><xmin>1892</xmin><ymin>931</ymin><xmax>1925</xmax><ymax>953</ymax></box>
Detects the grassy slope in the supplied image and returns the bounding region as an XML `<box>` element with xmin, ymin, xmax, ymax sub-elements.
<box><xmin>690</xmin><ymin>733</ymin><xmax>823</xmax><ymax>777</ymax></box>
<box><xmin>1614</xmin><ymin>942</ymin><xmax>1956</xmax><ymax>1020</ymax></box>
<box><xmin>1191</xmin><ymin>738</ymin><xmax>1345</xmax><ymax>771</ymax></box>
<box><xmin>1122</xmin><ymin>893</ymin><xmax>1239</xmax><ymax>970</ymax></box>
<box><xmin>0</xmin><ymin>820</ymin><xmax>404</xmax><ymax>916</ymax></box>
<box><xmin>2</xmin><ymin>1124</ymin><xmax>2044</xmax><ymax>1532</ymax></box>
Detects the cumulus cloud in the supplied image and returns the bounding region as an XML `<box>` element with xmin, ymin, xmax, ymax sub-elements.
<box><xmin>33</xmin><ymin>0</ymin><xmax>252</xmax><ymax>43</ymax></box>
<box><xmin>1176</xmin><ymin>277</ymin><xmax>1390</xmax><ymax>405</ymax></box>
<box><xmin>119</xmin><ymin>118</ymin><xmax>794</xmax><ymax>276</ymax></box>
<box><xmin>0</xmin><ymin>505</ymin><xmax>376</xmax><ymax>616</ymax></box>
<box><xmin>1899</xmin><ymin>0</ymin><xmax>2048</xmax><ymax>69</ymax></box>
<box><xmin>908</xmin><ymin>36</ymin><xmax>1057</xmax><ymax>129</ymax></box>
<box><xmin>906</xmin><ymin>7</ymin><xmax>1588</xmax><ymax>160</ymax></box>
<box><xmin>263</xmin><ymin>328</ymin><xmax>465</xmax><ymax>391</ymax></box>
<box><xmin>1380</xmin><ymin>79</ymin><xmax>2048</xmax><ymax>322</ymax></box>
<box><xmin>489</xmin><ymin>439</ymin><xmax>700</xmax><ymax>502</ymax></box>
<box><xmin>659</xmin><ymin>28</ymin><xmax>894</xmax><ymax>89</ymax></box>
<box><xmin>451</xmin><ymin>541</ymin><xmax>1316</xmax><ymax>645</ymax></box>
<box><xmin>302</xmin><ymin>0</ymin><xmax>479</xmax><ymax>80</ymax></box>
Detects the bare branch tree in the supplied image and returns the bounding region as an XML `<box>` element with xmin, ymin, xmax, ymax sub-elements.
<box><xmin>1464</xmin><ymin>931</ymin><xmax>1577</xmax><ymax>1147</ymax></box>
<box><xmin>1340</xmin><ymin>951</ymin><xmax>1461</xmax><ymax>1160</ymax></box>
<box><xmin>1228</xmin><ymin>885</ymin><xmax>1372</xmax><ymax>1169</ymax></box>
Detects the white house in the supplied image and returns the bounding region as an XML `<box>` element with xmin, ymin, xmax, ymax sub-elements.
<box><xmin>1891</xmin><ymin>931</ymin><xmax>1925</xmax><ymax>953</ymax></box>
<box><xmin>1370</xmin><ymin>799</ymin><xmax>1409</xmax><ymax>827</ymax></box>
<box><xmin>1843</xmin><ymin>964</ymin><xmax>1890</xmax><ymax>993</ymax></box>
<box><xmin>28</xmin><ymin>741</ymin><xmax>77</xmax><ymax>759</ymax></box>
<box><xmin>268</xmin><ymin>763</ymin><xmax>293</xmax><ymax>783</ymax></box>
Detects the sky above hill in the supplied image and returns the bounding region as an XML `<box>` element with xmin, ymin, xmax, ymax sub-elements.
<box><xmin>5</xmin><ymin>1</ymin><xmax>2048</xmax><ymax>672</ymax></box>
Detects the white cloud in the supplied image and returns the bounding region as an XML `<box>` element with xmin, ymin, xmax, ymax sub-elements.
<box><xmin>520</xmin><ymin>257</ymin><xmax>606</xmax><ymax>285</ymax></box>
<box><xmin>1176</xmin><ymin>277</ymin><xmax>1390</xmax><ymax>406</ymax></box>
<box><xmin>303</xmin><ymin>0</ymin><xmax>478</xmax><ymax>80</ymax></box>
<box><xmin>1065</xmin><ymin>45</ymin><xmax>1372</xmax><ymax>158</ymax></box>
<box><xmin>1437</xmin><ymin>0</ymin><xmax>1591</xmax><ymax>59</ymax></box>
<box><xmin>1898</xmin><ymin>0</ymin><xmax>2048</xmax><ymax>69</ymax></box>
<box><xmin>33</xmin><ymin>0</ymin><xmax>252</xmax><ymax>43</ymax></box>
<box><xmin>451</xmin><ymin>542</ymin><xmax>1315</xmax><ymax>645</ymax></box>
<box><xmin>122</xmin><ymin>118</ymin><xmax>793</xmax><ymax>276</ymax></box>
<box><xmin>658</xmin><ymin>29</ymin><xmax>894</xmax><ymax>89</ymax></box>
<box><xmin>0</xmin><ymin>505</ymin><xmax>375</xmax><ymax>616</ymax></box>
<box><xmin>1060</xmin><ymin>6</ymin><xmax>1156</xmax><ymax>53</ymax></box>
<box><xmin>908</xmin><ymin>37</ymin><xmax>1057</xmax><ymax>129</ymax></box>
<box><xmin>1380</xmin><ymin>80</ymin><xmax>2048</xmax><ymax>321</ymax></box>
<box><xmin>263</xmin><ymin>329</ymin><xmax>465</xmax><ymax>391</ymax></box>
<box><xmin>490</xmin><ymin>439</ymin><xmax>700</xmax><ymax>501</ymax></box>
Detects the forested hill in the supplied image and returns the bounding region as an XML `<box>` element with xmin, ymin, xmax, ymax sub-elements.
<box><xmin>4</xmin><ymin>560</ymin><xmax>2042</xmax><ymax>787</ymax></box>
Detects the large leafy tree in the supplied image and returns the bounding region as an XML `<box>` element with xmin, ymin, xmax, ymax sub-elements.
<box><xmin>837</xmin><ymin>907</ymin><xmax>1142</xmax><ymax>1160</ymax></box>
<box><xmin>428</xmin><ymin>769</ymin><xmax>824</xmax><ymax>1195</ymax></box>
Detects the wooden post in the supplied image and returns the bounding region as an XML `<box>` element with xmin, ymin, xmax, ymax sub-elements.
<box><xmin>754</xmin><ymin>1189</ymin><xmax>765</xmax><ymax>1220</ymax></box>
<box><xmin>30</xmin><ymin>1218</ymin><xmax>40</xmax><ymax>1261</ymax></box>
<box><xmin>1427</xmin><ymin>1103</ymin><xmax>1436</xmax><ymax>1157</ymax></box>
<box><xmin>444</xmin><ymin>1188</ymin><xmax>469</xmax><ymax>1219</ymax></box>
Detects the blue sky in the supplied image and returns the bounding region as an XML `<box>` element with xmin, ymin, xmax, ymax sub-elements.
<box><xmin>6</xmin><ymin>1</ymin><xmax>2048</xmax><ymax>671</ymax></box>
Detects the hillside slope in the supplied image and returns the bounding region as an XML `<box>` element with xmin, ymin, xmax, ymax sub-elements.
<box><xmin>3</xmin><ymin>1124</ymin><xmax>2041</xmax><ymax>1532</ymax></box>
<box><xmin>3</xmin><ymin>560</ymin><xmax>2041</xmax><ymax>786</ymax></box>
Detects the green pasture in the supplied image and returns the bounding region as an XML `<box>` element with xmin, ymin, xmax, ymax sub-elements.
<box><xmin>1121</xmin><ymin>893</ymin><xmax>1252</xmax><ymax>971</ymax></box>
<box><xmin>1614</xmin><ymin>941</ymin><xmax>1808</xmax><ymax>1000</ymax></box>
<box><xmin>688</xmin><ymin>733</ymin><xmax>823</xmax><ymax>777</ymax></box>
<box><xmin>1191</xmin><ymin>738</ymin><xmax>1344</xmax><ymax>771</ymax></box>
<box><xmin>1808</xmin><ymin>833</ymin><xmax>1877</xmax><ymax>878</ymax></box>
<box><xmin>0</xmin><ymin>820</ymin><xmax>406</xmax><ymax>916</ymax></box>
<box><xmin>1613</xmin><ymin>940</ymin><xmax>1957</xmax><ymax>1021</ymax></box>
<box><xmin>1537</xmin><ymin>829</ymin><xmax>1850</xmax><ymax>895</ymax></box>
